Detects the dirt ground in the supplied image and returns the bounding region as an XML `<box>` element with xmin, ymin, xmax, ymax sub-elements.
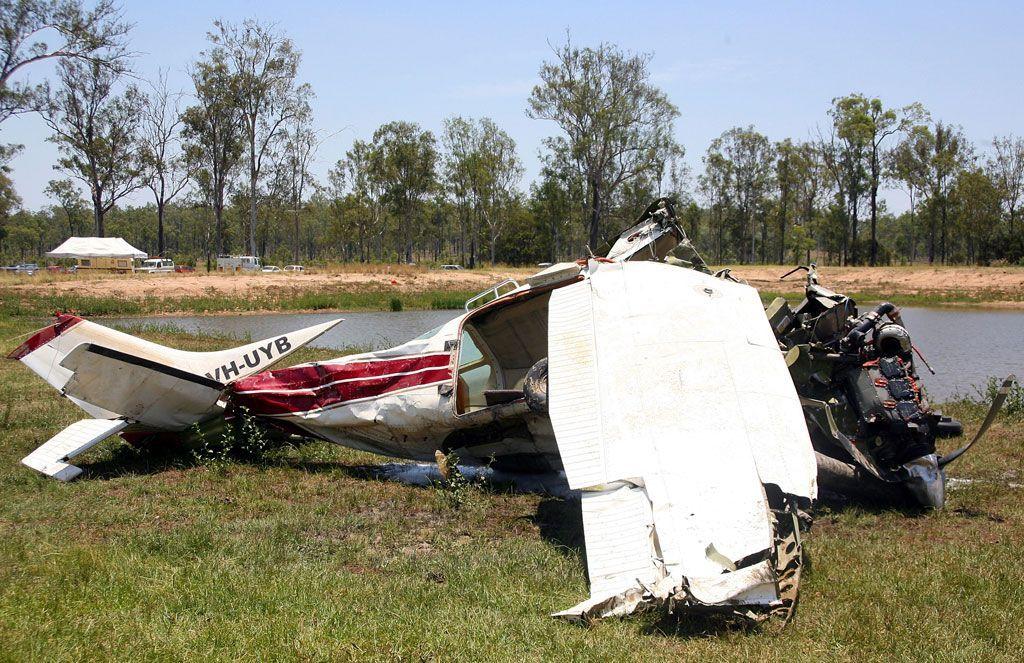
<box><xmin>728</xmin><ymin>264</ymin><xmax>1024</xmax><ymax>299</ymax></box>
<box><xmin>3</xmin><ymin>264</ymin><xmax>1022</xmax><ymax>303</ymax></box>
<box><xmin>1</xmin><ymin>265</ymin><xmax>538</xmax><ymax>300</ymax></box>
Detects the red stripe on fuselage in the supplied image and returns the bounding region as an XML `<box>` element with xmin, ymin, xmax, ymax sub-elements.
<box><xmin>232</xmin><ymin>365</ymin><xmax>452</xmax><ymax>415</ymax></box>
<box><xmin>232</xmin><ymin>352</ymin><xmax>451</xmax><ymax>393</ymax></box>
<box><xmin>6</xmin><ymin>314</ymin><xmax>84</xmax><ymax>360</ymax></box>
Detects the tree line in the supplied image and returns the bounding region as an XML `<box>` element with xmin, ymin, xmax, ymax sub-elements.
<box><xmin>1</xmin><ymin>2</ymin><xmax>1022</xmax><ymax>268</ymax></box>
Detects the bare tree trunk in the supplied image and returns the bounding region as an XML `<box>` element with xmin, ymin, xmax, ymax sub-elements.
<box><xmin>214</xmin><ymin>203</ymin><xmax>224</xmax><ymax>257</ymax></box>
<box><xmin>588</xmin><ymin>180</ymin><xmax>601</xmax><ymax>252</ymax></box>
<box><xmin>940</xmin><ymin>196</ymin><xmax>948</xmax><ymax>264</ymax></box>
<box><xmin>293</xmin><ymin>210</ymin><xmax>300</xmax><ymax>264</ymax></box>
<box><xmin>157</xmin><ymin>201</ymin><xmax>166</xmax><ymax>255</ymax></box>
<box><xmin>869</xmin><ymin>150</ymin><xmax>880</xmax><ymax>266</ymax></box>
<box><xmin>249</xmin><ymin>163</ymin><xmax>258</xmax><ymax>256</ymax></box>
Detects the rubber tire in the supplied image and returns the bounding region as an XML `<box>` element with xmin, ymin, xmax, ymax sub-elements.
<box><xmin>523</xmin><ymin>358</ymin><xmax>548</xmax><ymax>413</ymax></box>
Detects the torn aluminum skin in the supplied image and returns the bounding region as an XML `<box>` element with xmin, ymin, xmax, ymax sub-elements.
<box><xmin>547</xmin><ymin>260</ymin><xmax>817</xmax><ymax>621</ymax></box>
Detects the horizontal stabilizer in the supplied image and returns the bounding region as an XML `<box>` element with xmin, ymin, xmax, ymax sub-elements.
<box><xmin>21</xmin><ymin>418</ymin><xmax>129</xmax><ymax>481</ymax></box>
<box><xmin>60</xmin><ymin>343</ymin><xmax>225</xmax><ymax>430</ymax></box>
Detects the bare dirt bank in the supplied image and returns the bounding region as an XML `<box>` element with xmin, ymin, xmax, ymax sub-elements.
<box><xmin>729</xmin><ymin>265</ymin><xmax>1024</xmax><ymax>304</ymax></box>
<box><xmin>2</xmin><ymin>266</ymin><xmax>537</xmax><ymax>300</ymax></box>
<box><xmin>3</xmin><ymin>264</ymin><xmax>1021</xmax><ymax>307</ymax></box>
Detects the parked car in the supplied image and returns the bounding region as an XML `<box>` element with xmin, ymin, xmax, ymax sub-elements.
<box><xmin>137</xmin><ymin>258</ymin><xmax>175</xmax><ymax>274</ymax></box>
<box><xmin>261</xmin><ymin>265</ymin><xmax>282</xmax><ymax>273</ymax></box>
<box><xmin>13</xmin><ymin>263</ymin><xmax>39</xmax><ymax>275</ymax></box>
<box><xmin>440</xmin><ymin>264</ymin><xmax>463</xmax><ymax>270</ymax></box>
<box><xmin>174</xmin><ymin>265</ymin><xmax>195</xmax><ymax>273</ymax></box>
<box><xmin>283</xmin><ymin>264</ymin><xmax>304</xmax><ymax>272</ymax></box>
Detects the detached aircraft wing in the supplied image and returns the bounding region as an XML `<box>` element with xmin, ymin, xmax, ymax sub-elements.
<box><xmin>547</xmin><ymin>260</ymin><xmax>817</xmax><ymax>620</ymax></box>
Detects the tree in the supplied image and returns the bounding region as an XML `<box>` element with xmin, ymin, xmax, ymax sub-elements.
<box><xmin>529</xmin><ymin>166</ymin><xmax>575</xmax><ymax>262</ymax></box>
<box><xmin>209</xmin><ymin>19</ymin><xmax>312</xmax><ymax>257</ymax></box>
<box><xmin>182</xmin><ymin>54</ymin><xmax>242</xmax><ymax>261</ymax></box>
<box><xmin>920</xmin><ymin>122</ymin><xmax>973</xmax><ymax>264</ymax></box>
<box><xmin>441</xmin><ymin>116</ymin><xmax>523</xmax><ymax>265</ymax></box>
<box><xmin>829</xmin><ymin>94</ymin><xmax>927</xmax><ymax>265</ymax></box>
<box><xmin>951</xmin><ymin>168</ymin><xmax>1001</xmax><ymax>263</ymax></box>
<box><xmin>370</xmin><ymin>121</ymin><xmax>437</xmax><ymax>263</ymax></box>
<box><xmin>139</xmin><ymin>71</ymin><xmax>192</xmax><ymax>255</ymax></box>
<box><xmin>987</xmin><ymin>134</ymin><xmax>1024</xmax><ymax>255</ymax></box>
<box><xmin>0</xmin><ymin>167</ymin><xmax>21</xmax><ymax>249</ymax></box>
<box><xmin>332</xmin><ymin>139</ymin><xmax>386</xmax><ymax>262</ymax></box>
<box><xmin>44</xmin><ymin>177</ymin><xmax>85</xmax><ymax>235</ymax></box>
<box><xmin>441</xmin><ymin>116</ymin><xmax>476</xmax><ymax>266</ymax></box>
<box><xmin>280</xmin><ymin>111</ymin><xmax>318</xmax><ymax>264</ymax></box>
<box><xmin>0</xmin><ymin>0</ymin><xmax>131</xmax><ymax>126</ymax></box>
<box><xmin>699</xmin><ymin>146</ymin><xmax>733</xmax><ymax>264</ymax></box>
<box><xmin>887</xmin><ymin>127</ymin><xmax>931</xmax><ymax>263</ymax></box>
<box><xmin>527</xmin><ymin>37</ymin><xmax>679</xmax><ymax>251</ymax></box>
<box><xmin>704</xmin><ymin>126</ymin><xmax>775</xmax><ymax>263</ymax></box>
<box><xmin>44</xmin><ymin>58</ymin><xmax>142</xmax><ymax>236</ymax></box>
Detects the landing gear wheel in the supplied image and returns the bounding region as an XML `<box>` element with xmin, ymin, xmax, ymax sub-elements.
<box><xmin>523</xmin><ymin>358</ymin><xmax>548</xmax><ymax>413</ymax></box>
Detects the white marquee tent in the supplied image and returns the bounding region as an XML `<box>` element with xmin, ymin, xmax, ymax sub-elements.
<box><xmin>46</xmin><ymin>237</ymin><xmax>147</xmax><ymax>260</ymax></box>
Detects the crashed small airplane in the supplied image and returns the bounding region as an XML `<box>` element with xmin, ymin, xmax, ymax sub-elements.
<box><xmin>7</xmin><ymin>198</ymin><xmax>1009</xmax><ymax>624</ymax></box>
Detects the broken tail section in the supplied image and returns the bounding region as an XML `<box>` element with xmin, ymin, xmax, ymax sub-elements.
<box><xmin>8</xmin><ymin>314</ymin><xmax>343</xmax><ymax>479</ymax></box>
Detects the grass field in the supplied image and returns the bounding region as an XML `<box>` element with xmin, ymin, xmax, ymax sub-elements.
<box><xmin>1</xmin><ymin>316</ymin><xmax>1023</xmax><ymax>661</ymax></box>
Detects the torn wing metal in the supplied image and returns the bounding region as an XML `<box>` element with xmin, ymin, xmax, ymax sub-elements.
<box><xmin>547</xmin><ymin>261</ymin><xmax>817</xmax><ymax>621</ymax></box>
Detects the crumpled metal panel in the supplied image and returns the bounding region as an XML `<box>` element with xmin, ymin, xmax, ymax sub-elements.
<box><xmin>548</xmin><ymin>261</ymin><xmax>817</xmax><ymax>620</ymax></box>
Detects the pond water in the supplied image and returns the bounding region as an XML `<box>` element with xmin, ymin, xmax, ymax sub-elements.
<box><xmin>107</xmin><ymin>306</ymin><xmax>1023</xmax><ymax>403</ymax></box>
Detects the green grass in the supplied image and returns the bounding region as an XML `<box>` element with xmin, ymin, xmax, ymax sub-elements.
<box><xmin>0</xmin><ymin>287</ymin><xmax>479</xmax><ymax>318</ymax></box>
<box><xmin>758</xmin><ymin>288</ymin><xmax>1024</xmax><ymax>308</ymax></box>
<box><xmin>1</xmin><ymin>317</ymin><xmax>1023</xmax><ymax>660</ymax></box>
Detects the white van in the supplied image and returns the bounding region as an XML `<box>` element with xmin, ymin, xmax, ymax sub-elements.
<box><xmin>216</xmin><ymin>255</ymin><xmax>262</xmax><ymax>272</ymax></box>
<box><xmin>138</xmin><ymin>258</ymin><xmax>175</xmax><ymax>274</ymax></box>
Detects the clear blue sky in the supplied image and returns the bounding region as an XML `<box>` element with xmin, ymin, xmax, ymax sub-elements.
<box><xmin>4</xmin><ymin>0</ymin><xmax>1022</xmax><ymax>211</ymax></box>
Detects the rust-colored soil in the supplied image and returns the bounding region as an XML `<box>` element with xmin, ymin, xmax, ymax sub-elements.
<box><xmin>2</xmin><ymin>265</ymin><xmax>537</xmax><ymax>300</ymax></box>
<box><xmin>4</xmin><ymin>264</ymin><xmax>1022</xmax><ymax>305</ymax></box>
<box><xmin>729</xmin><ymin>265</ymin><xmax>1024</xmax><ymax>301</ymax></box>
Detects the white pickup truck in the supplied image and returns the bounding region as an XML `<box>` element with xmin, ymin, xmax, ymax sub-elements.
<box><xmin>137</xmin><ymin>258</ymin><xmax>175</xmax><ymax>274</ymax></box>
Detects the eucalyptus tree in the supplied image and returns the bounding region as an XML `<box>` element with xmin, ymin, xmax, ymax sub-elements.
<box><xmin>987</xmin><ymin>134</ymin><xmax>1024</xmax><ymax>247</ymax></box>
<box><xmin>208</xmin><ymin>19</ymin><xmax>312</xmax><ymax>256</ymax></box>
<box><xmin>529</xmin><ymin>166</ymin><xmax>574</xmax><ymax>262</ymax></box>
<box><xmin>332</xmin><ymin>139</ymin><xmax>386</xmax><ymax>262</ymax></box>
<box><xmin>182</xmin><ymin>55</ymin><xmax>242</xmax><ymax>260</ymax></box>
<box><xmin>527</xmin><ymin>38</ymin><xmax>679</xmax><ymax>251</ymax></box>
<box><xmin>829</xmin><ymin>94</ymin><xmax>927</xmax><ymax>264</ymax></box>
<box><xmin>919</xmin><ymin>122</ymin><xmax>973</xmax><ymax>263</ymax></box>
<box><xmin>951</xmin><ymin>168</ymin><xmax>1001</xmax><ymax>263</ymax></box>
<box><xmin>280</xmin><ymin>111</ymin><xmax>319</xmax><ymax>263</ymax></box>
<box><xmin>0</xmin><ymin>0</ymin><xmax>131</xmax><ymax>126</ymax></box>
<box><xmin>139</xmin><ymin>71</ymin><xmax>192</xmax><ymax>255</ymax></box>
<box><xmin>704</xmin><ymin>126</ymin><xmax>775</xmax><ymax>263</ymax></box>
<box><xmin>790</xmin><ymin>142</ymin><xmax>825</xmax><ymax>263</ymax></box>
<box><xmin>699</xmin><ymin>146</ymin><xmax>733</xmax><ymax>263</ymax></box>
<box><xmin>887</xmin><ymin>127</ymin><xmax>931</xmax><ymax>262</ymax></box>
<box><xmin>369</xmin><ymin>121</ymin><xmax>437</xmax><ymax>263</ymax></box>
<box><xmin>44</xmin><ymin>177</ymin><xmax>85</xmax><ymax>235</ymax></box>
<box><xmin>44</xmin><ymin>58</ymin><xmax>142</xmax><ymax>236</ymax></box>
<box><xmin>441</xmin><ymin>116</ymin><xmax>477</xmax><ymax>266</ymax></box>
<box><xmin>442</xmin><ymin>116</ymin><xmax>523</xmax><ymax>265</ymax></box>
